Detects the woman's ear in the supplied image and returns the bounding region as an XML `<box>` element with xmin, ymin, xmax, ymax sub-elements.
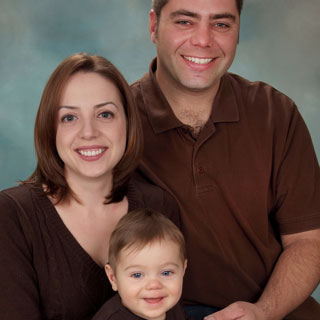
<box><xmin>105</xmin><ymin>264</ymin><xmax>118</xmax><ymax>291</ymax></box>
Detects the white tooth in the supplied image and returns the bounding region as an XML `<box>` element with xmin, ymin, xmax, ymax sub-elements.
<box><xmin>79</xmin><ymin>148</ymin><xmax>105</xmax><ymax>157</ymax></box>
<box><xmin>184</xmin><ymin>56</ymin><xmax>212</xmax><ymax>64</ymax></box>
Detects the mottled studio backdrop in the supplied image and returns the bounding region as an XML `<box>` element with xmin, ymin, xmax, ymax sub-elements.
<box><xmin>0</xmin><ymin>0</ymin><xmax>319</xmax><ymax>300</ymax></box>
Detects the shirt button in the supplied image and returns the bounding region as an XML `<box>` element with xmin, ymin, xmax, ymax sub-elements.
<box><xmin>198</xmin><ymin>166</ymin><xmax>204</xmax><ymax>174</ymax></box>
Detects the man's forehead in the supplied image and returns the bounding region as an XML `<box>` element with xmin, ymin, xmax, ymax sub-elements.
<box><xmin>163</xmin><ymin>0</ymin><xmax>239</xmax><ymax>16</ymax></box>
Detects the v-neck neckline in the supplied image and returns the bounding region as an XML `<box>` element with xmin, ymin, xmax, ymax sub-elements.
<box><xmin>32</xmin><ymin>185</ymin><xmax>106</xmax><ymax>273</ymax></box>
<box><xmin>29</xmin><ymin>180</ymin><xmax>141</xmax><ymax>273</ymax></box>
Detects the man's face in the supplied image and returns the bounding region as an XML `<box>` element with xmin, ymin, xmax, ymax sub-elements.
<box><xmin>150</xmin><ymin>0</ymin><xmax>240</xmax><ymax>94</ymax></box>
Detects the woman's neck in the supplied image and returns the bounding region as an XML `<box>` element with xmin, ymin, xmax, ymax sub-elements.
<box><xmin>65</xmin><ymin>174</ymin><xmax>113</xmax><ymax>208</ymax></box>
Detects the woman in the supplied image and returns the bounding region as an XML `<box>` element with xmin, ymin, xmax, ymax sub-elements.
<box><xmin>0</xmin><ymin>53</ymin><xmax>179</xmax><ymax>319</ymax></box>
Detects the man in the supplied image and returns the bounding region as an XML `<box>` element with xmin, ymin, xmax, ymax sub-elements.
<box><xmin>131</xmin><ymin>0</ymin><xmax>320</xmax><ymax>319</ymax></box>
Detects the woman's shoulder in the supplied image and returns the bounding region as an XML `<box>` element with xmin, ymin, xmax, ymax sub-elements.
<box><xmin>0</xmin><ymin>183</ymin><xmax>42</xmax><ymax>208</ymax></box>
<box><xmin>127</xmin><ymin>172</ymin><xmax>181</xmax><ymax>227</ymax></box>
<box><xmin>0</xmin><ymin>184</ymin><xmax>32</xmax><ymax>206</ymax></box>
<box><xmin>0</xmin><ymin>183</ymin><xmax>50</xmax><ymax>225</ymax></box>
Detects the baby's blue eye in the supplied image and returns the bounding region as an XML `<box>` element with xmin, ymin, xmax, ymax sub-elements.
<box><xmin>161</xmin><ymin>270</ymin><xmax>173</xmax><ymax>277</ymax></box>
<box><xmin>131</xmin><ymin>273</ymin><xmax>143</xmax><ymax>278</ymax></box>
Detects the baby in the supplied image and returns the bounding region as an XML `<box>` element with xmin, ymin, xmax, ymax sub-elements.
<box><xmin>92</xmin><ymin>208</ymin><xmax>187</xmax><ymax>320</ymax></box>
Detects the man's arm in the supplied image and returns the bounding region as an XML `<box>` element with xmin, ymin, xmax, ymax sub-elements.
<box><xmin>206</xmin><ymin>228</ymin><xmax>320</xmax><ymax>320</ymax></box>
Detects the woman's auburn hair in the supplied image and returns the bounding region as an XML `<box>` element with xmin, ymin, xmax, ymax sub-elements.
<box><xmin>24</xmin><ymin>53</ymin><xmax>142</xmax><ymax>204</ymax></box>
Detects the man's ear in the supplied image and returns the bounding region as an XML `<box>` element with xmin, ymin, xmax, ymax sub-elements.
<box><xmin>149</xmin><ymin>9</ymin><xmax>158</xmax><ymax>43</ymax></box>
<box><xmin>105</xmin><ymin>264</ymin><xmax>118</xmax><ymax>291</ymax></box>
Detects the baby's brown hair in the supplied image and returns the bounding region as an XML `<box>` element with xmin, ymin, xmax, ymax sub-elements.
<box><xmin>108</xmin><ymin>208</ymin><xmax>186</xmax><ymax>271</ymax></box>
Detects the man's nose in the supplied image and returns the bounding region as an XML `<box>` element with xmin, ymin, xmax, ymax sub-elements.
<box><xmin>191</xmin><ymin>24</ymin><xmax>213</xmax><ymax>48</ymax></box>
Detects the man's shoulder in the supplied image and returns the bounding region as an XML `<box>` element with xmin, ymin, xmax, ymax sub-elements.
<box><xmin>225</xmin><ymin>72</ymin><xmax>296</xmax><ymax>115</ymax></box>
<box><xmin>130</xmin><ymin>72</ymin><xmax>150</xmax><ymax>94</ymax></box>
<box><xmin>226</xmin><ymin>72</ymin><xmax>294</xmax><ymax>103</ymax></box>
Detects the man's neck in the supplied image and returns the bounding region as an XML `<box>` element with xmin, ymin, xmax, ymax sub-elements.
<box><xmin>155</xmin><ymin>70</ymin><xmax>220</xmax><ymax>128</ymax></box>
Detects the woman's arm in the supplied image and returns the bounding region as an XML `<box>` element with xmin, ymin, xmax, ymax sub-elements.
<box><xmin>0</xmin><ymin>192</ymin><xmax>42</xmax><ymax>319</ymax></box>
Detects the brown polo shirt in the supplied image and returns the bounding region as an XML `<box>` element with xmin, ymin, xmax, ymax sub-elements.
<box><xmin>131</xmin><ymin>59</ymin><xmax>320</xmax><ymax>319</ymax></box>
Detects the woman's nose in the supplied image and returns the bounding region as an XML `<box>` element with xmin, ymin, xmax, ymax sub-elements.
<box><xmin>79</xmin><ymin>118</ymin><xmax>98</xmax><ymax>139</ymax></box>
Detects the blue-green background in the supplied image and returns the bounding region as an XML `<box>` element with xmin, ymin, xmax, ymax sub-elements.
<box><xmin>1</xmin><ymin>0</ymin><xmax>319</xmax><ymax>301</ymax></box>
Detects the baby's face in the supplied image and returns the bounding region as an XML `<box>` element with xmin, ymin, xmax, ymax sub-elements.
<box><xmin>106</xmin><ymin>239</ymin><xmax>186</xmax><ymax>320</ymax></box>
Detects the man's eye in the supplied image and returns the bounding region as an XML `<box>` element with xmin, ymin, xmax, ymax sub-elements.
<box><xmin>131</xmin><ymin>273</ymin><xmax>143</xmax><ymax>279</ymax></box>
<box><xmin>176</xmin><ymin>20</ymin><xmax>190</xmax><ymax>26</ymax></box>
<box><xmin>99</xmin><ymin>111</ymin><xmax>113</xmax><ymax>119</ymax></box>
<box><xmin>215</xmin><ymin>22</ymin><xmax>229</xmax><ymax>28</ymax></box>
<box><xmin>61</xmin><ymin>114</ymin><xmax>76</xmax><ymax>122</ymax></box>
<box><xmin>161</xmin><ymin>270</ymin><xmax>173</xmax><ymax>277</ymax></box>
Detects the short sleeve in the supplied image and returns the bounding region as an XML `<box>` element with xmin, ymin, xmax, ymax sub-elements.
<box><xmin>274</xmin><ymin>105</ymin><xmax>320</xmax><ymax>234</ymax></box>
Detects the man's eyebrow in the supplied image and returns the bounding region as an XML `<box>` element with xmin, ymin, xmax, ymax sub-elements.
<box><xmin>58</xmin><ymin>101</ymin><xmax>118</xmax><ymax>110</ymax></box>
<box><xmin>169</xmin><ymin>10</ymin><xmax>236</xmax><ymax>22</ymax></box>
<box><xmin>209</xmin><ymin>13</ymin><xmax>236</xmax><ymax>21</ymax></box>
<box><xmin>169</xmin><ymin>10</ymin><xmax>199</xmax><ymax>19</ymax></box>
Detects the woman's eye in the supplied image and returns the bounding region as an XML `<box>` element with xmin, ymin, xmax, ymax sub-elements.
<box><xmin>61</xmin><ymin>114</ymin><xmax>76</xmax><ymax>122</ymax></box>
<box><xmin>131</xmin><ymin>273</ymin><xmax>143</xmax><ymax>279</ymax></box>
<box><xmin>99</xmin><ymin>111</ymin><xmax>113</xmax><ymax>119</ymax></box>
<box><xmin>161</xmin><ymin>270</ymin><xmax>173</xmax><ymax>277</ymax></box>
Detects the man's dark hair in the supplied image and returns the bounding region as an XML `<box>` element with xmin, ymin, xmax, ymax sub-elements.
<box><xmin>152</xmin><ymin>0</ymin><xmax>243</xmax><ymax>21</ymax></box>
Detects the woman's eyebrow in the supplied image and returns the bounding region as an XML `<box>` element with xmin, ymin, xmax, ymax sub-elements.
<box><xmin>95</xmin><ymin>101</ymin><xmax>119</xmax><ymax>109</ymax></box>
<box><xmin>58</xmin><ymin>101</ymin><xmax>119</xmax><ymax>110</ymax></box>
<box><xmin>58</xmin><ymin>105</ymin><xmax>78</xmax><ymax>110</ymax></box>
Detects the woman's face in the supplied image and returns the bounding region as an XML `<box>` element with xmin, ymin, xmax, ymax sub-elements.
<box><xmin>55</xmin><ymin>71</ymin><xmax>127</xmax><ymax>185</ymax></box>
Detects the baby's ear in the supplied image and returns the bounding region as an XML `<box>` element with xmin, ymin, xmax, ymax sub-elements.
<box><xmin>183</xmin><ymin>259</ymin><xmax>188</xmax><ymax>274</ymax></box>
<box><xmin>105</xmin><ymin>264</ymin><xmax>118</xmax><ymax>291</ymax></box>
